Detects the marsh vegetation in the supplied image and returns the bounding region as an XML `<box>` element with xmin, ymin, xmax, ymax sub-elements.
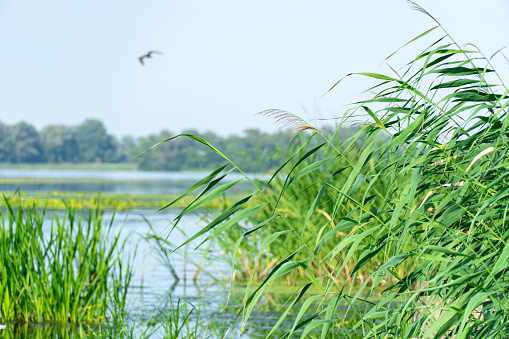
<box><xmin>2</xmin><ymin>4</ymin><xmax>509</xmax><ymax>338</ymax></box>
<box><xmin>157</xmin><ymin>6</ymin><xmax>509</xmax><ymax>337</ymax></box>
<box><xmin>0</xmin><ymin>200</ymin><xmax>131</xmax><ymax>330</ymax></box>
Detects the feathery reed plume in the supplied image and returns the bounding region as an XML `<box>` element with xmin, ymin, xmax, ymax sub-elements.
<box><xmin>406</xmin><ymin>0</ymin><xmax>440</xmax><ymax>25</ymax></box>
<box><xmin>158</xmin><ymin>14</ymin><xmax>509</xmax><ymax>338</ymax></box>
<box><xmin>257</xmin><ymin>109</ymin><xmax>320</xmax><ymax>140</ymax></box>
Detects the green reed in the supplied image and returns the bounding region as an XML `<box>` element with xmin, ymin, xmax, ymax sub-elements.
<box><xmin>0</xmin><ymin>322</ymin><xmax>80</xmax><ymax>339</ymax></box>
<box><xmin>0</xmin><ymin>197</ymin><xmax>132</xmax><ymax>325</ymax></box>
<box><xmin>97</xmin><ymin>296</ymin><xmax>206</xmax><ymax>339</ymax></box>
<box><xmin>155</xmin><ymin>297</ymin><xmax>204</xmax><ymax>339</ymax></box>
<box><xmin>153</xmin><ymin>3</ymin><xmax>509</xmax><ymax>337</ymax></box>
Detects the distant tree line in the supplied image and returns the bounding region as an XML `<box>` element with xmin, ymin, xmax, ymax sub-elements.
<box><xmin>0</xmin><ymin>119</ymin><xmax>303</xmax><ymax>172</ymax></box>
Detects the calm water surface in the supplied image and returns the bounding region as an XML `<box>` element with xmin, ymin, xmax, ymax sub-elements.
<box><xmin>0</xmin><ymin>170</ymin><xmax>360</xmax><ymax>338</ymax></box>
<box><xmin>52</xmin><ymin>210</ymin><xmax>309</xmax><ymax>338</ymax></box>
<box><xmin>91</xmin><ymin>211</ymin><xmax>363</xmax><ymax>338</ymax></box>
<box><xmin>0</xmin><ymin>169</ymin><xmax>260</xmax><ymax>194</ymax></box>
<box><xmin>0</xmin><ymin>170</ymin><xmax>304</xmax><ymax>338</ymax></box>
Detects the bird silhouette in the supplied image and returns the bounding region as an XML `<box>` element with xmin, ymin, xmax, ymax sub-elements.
<box><xmin>139</xmin><ymin>50</ymin><xmax>163</xmax><ymax>66</ymax></box>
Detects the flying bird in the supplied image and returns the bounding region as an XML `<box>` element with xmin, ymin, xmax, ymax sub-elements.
<box><xmin>139</xmin><ymin>50</ymin><xmax>163</xmax><ymax>66</ymax></box>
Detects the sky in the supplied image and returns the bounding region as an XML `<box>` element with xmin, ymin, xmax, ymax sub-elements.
<box><xmin>1</xmin><ymin>0</ymin><xmax>508</xmax><ymax>138</ymax></box>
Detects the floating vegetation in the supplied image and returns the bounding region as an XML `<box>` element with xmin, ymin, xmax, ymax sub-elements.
<box><xmin>0</xmin><ymin>191</ymin><xmax>239</xmax><ymax>211</ymax></box>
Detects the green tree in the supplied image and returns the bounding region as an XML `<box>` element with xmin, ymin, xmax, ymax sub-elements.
<box><xmin>9</xmin><ymin>122</ymin><xmax>43</xmax><ymax>163</ymax></box>
<box><xmin>74</xmin><ymin>119</ymin><xmax>118</xmax><ymax>163</ymax></box>
<box><xmin>135</xmin><ymin>130</ymin><xmax>178</xmax><ymax>171</ymax></box>
<box><xmin>0</xmin><ymin>121</ymin><xmax>13</xmax><ymax>162</ymax></box>
<box><xmin>117</xmin><ymin>136</ymin><xmax>136</xmax><ymax>162</ymax></box>
<box><xmin>40</xmin><ymin>125</ymin><xmax>80</xmax><ymax>163</ymax></box>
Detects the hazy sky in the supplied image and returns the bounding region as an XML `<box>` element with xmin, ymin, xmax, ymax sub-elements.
<box><xmin>1</xmin><ymin>0</ymin><xmax>508</xmax><ymax>137</ymax></box>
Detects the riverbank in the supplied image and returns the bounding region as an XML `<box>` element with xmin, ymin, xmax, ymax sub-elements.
<box><xmin>0</xmin><ymin>162</ymin><xmax>138</xmax><ymax>171</ymax></box>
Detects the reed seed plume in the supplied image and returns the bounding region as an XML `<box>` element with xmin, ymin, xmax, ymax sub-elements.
<box><xmin>406</xmin><ymin>0</ymin><xmax>440</xmax><ymax>25</ymax></box>
<box><xmin>257</xmin><ymin>109</ymin><xmax>320</xmax><ymax>140</ymax></box>
<box><xmin>154</xmin><ymin>13</ymin><xmax>509</xmax><ymax>338</ymax></box>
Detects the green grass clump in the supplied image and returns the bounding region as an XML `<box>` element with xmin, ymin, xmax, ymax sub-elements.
<box><xmin>153</xmin><ymin>4</ymin><xmax>509</xmax><ymax>338</ymax></box>
<box><xmin>236</xmin><ymin>138</ymin><xmax>394</xmax><ymax>285</ymax></box>
<box><xmin>0</xmin><ymin>322</ymin><xmax>83</xmax><ymax>339</ymax></box>
<box><xmin>153</xmin><ymin>297</ymin><xmax>204</xmax><ymax>339</ymax></box>
<box><xmin>0</xmin><ymin>198</ymin><xmax>132</xmax><ymax>325</ymax></box>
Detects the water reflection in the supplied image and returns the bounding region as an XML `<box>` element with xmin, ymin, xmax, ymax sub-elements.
<box><xmin>97</xmin><ymin>211</ymin><xmax>327</xmax><ymax>338</ymax></box>
<box><xmin>0</xmin><ymin>169</ymin><xmax>257</xmax><ymax>181</ymax></box>
<box><xmin>0</xmin><ymin>170</ymin><xmax>259</xmax><ymax>194</ymax></box>
<box><xmin>0</xmin><ymin>322</ymin><xmax>82</xmax><ymax>339</ymax></box>
<box><xmin>0</xmin><ymin>197</ymin><xmax>365</xmax><ymax>338</ymax></box>
<box><xmin>113</xmin><ymin>211</ymin><xmax>371</xmax><ymax>338</ymax></box>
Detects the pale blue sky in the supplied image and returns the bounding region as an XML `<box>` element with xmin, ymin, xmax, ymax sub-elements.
<box><xmin>1</xmin><ymin>0</ymin><xmax>508</xmax><ymax>137</ymax></box>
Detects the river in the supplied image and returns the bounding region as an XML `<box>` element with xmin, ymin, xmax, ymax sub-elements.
<box><xmin>0</xmin><ymin>169</ymin><xmax>258</xmax><ymax>195</ymax></box>
<box><xmin>0</xmin><ymin>169</ymin><xmax>318</xmax><ymax>338</ymax></box>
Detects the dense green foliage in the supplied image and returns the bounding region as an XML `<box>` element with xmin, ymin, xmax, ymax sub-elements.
<box><xmin>0</xmin><ymin>200</ymin><xmax>132</xmax><ymax>324</ymax></box>
<box><xmin>0</xmin><ymin>119</ymin><xmax>120</xmax><ymax>164</ymax></box>
<box><xmin>162</xmin><ymin>13</ymin><xmax>509</xmax><ymax>339</ymax></box>
<box><xmin>0</xmin><ymin>121</ymin><xmax>44</xmax><ymax>163</ymax></box>
<box><xmin>208</xmin><ymin>133</ymin><xmax>391</xmax><ymax>285</ymax></box>
<box><xmin>133</xmin><ymin>128</ymin><xmax>290</xmax><ymax>172</ymax></box>
<box><xmin>0</xmin><ymin>119</ymin><xmax>297</xmax><ymax>172</ymax></box>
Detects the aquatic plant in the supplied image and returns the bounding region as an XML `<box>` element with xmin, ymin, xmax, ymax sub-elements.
<box><xmin>0</xmin><ymin>190</ymin><xmax>236</xmax><ymax>211</ymax></box>
<box><xmin>103</xmin><ymin>296</ymin><xmax>206</xmax><ymax>339</ymax></box>
<box><xmin>156</xmin><ymin>297</ymin><xmax>205</xmax><ymax>339</ymax></box>
<box><xmin>155</xmin><ymin>3</ymin><xmax>509</xmax><ymax>338</ymax></box>
<box><xmin>0</xmin><ymin>198</ymin><xmax>132</xmax><ymax>325</ymax></box>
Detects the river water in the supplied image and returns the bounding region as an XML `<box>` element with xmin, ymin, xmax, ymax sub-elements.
<box><xmin>109</xmin><ymin>210</ymin><xmax>312</xmax><ymax>339</ymax></box>
<box><xmin>0</xmin><ymin>169</ymin><xmax>258</xmax><ymax>195</ymax></box>
<box><xmin>0</xmin><ymin>169</ymin><xmax>365</xmax><ymax>338</ymax></box>
<box><xmin>0</xmin><ymin>169</ymin><xmax>316</xmax><ymax>338</ymax></box>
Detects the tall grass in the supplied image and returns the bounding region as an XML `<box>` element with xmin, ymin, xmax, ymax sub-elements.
<box><xmin>207</xmin><ymin>133</ymin><xmax>395</xmax><ymax>285</ymax></box>
<box><xmin>154</xmin><ymin>297</ymin><xmax>205</xmax><ymax>339</ymax></box>
<box><xmin>0</xmin><ymin>322</ymin><xmax>84</xmax><ymax>339</ymax></box>
<box><xmin>87</xmin><ymin>296</ymin><xmax>206</xmax><ymax>339</ymax></box>
<box><xmin>155</xmin><ymin>3</ymin><xmax>509</xmax><ymax>338</ymax></box>
<box><xmin>0</xmin><ymin>197</ymin><xmax>132</xmax><ymax>325</ymax></box>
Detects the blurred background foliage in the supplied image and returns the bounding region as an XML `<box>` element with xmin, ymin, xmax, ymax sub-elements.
<box><xmin>0</xmin><ymin>119</ymin><xmax>359</xmax><ymax>173</ymax></box>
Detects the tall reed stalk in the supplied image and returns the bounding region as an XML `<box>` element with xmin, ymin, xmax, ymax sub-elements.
<box><xmin>154</xmin><ymin>3</ymin><xmax>509</xmax><ymax>337</ymax></box>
